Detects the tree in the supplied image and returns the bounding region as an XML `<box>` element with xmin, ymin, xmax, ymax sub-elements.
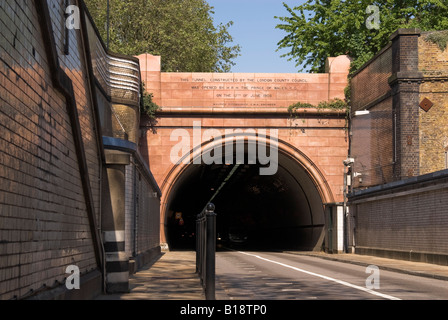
<box><xmin>84</xmin><ymin>0</ymin><xmax>241</xmax><ymax>72</ymax></box>
<box><xmin>275</xmin><ymin>0</ymin><xmax>448</xmax><ymax>73</ymax></box>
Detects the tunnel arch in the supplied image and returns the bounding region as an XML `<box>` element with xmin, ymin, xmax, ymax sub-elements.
<box><xmin>159</xmin><ymin>134</ymin><xmax>335</xmax><ymax>251</ymax></box>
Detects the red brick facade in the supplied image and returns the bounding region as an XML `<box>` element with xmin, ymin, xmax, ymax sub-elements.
<box><xmin>139</xmin><ymin>54</ymin><xmax>351</xmax><ymax>247</ymax></box>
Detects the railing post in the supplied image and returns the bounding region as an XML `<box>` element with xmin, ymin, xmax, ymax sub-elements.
<box><xmin>196</xmin><ymin>203</ymin><xmax>217</xmax><ymax>300</ymax></box>
<box><xmin>205</xmin><ymin>203</ymin><xmax>216</xmax><ymax>300</ymax></box>
<box><xmin>196</xmin><ymin>213</ymin><xmax>201</xmax><ymax>274</ymax></box>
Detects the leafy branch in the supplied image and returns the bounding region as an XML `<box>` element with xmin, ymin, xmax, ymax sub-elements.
<box><xmin>140</xmin><ymin>82</ymin><xmax>161</xmax><ymax>133</ymax></box>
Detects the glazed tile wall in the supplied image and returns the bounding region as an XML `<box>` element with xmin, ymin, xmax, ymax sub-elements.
<box><xmin>0</xmin><ymin>0</ymin><xmax>99</xmax><ymax>299</ymax></box>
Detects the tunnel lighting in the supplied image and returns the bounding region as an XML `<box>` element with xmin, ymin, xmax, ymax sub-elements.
<box><xmin>205</xmin><ymin>164</ymin><xmax>241</xmax><ymax>208</ymax></box>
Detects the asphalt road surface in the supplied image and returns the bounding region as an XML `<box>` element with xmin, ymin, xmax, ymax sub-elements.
<box><xmin>216</xmin><ymin>250</ymin><xmax>448</xmax><ymax>300</ymax></box>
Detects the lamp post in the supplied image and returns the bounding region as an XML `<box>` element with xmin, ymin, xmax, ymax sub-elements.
<box><xmin>343</xmin><ymin>158</ymin><xmax>354</xmax><ymax>253</ymax></box>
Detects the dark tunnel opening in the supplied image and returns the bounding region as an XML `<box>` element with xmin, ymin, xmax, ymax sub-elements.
<box><xmin>165</xmin><ymin>146</ymin><xmax>326</xmax><ymax>251</ymax></box>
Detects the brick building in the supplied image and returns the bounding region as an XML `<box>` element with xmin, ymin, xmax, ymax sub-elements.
<box><xmin>0</xmin><ymin>0</ymin><xmax>161</xmax><ymax>299</ymax></box>
<box><xmin>348</xmin><ymin>29</ymin><xmax>448</xmax><ymax>265</ymax></box>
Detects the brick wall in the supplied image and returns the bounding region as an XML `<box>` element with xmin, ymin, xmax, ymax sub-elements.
<box><xmin>418</xmin><ymin>33</ymin><xmax>448</xmax><ymax>174</ymax></box>
<box><xmin>0</xmin><ymin>0</ymin><xmax>101</xmax><ymax>299</ymax></box>
<box><xmin>351</xmin><ymin>170</ymin><xmax>448</xmax><ymax>265</ymax></box>
<box><xmin>0</xmin><ymin>0</ymin><xmax>162</xmax><ymax>299</ymax></box>
<box><xmin>350</xmin><ymin>45</ymin><xmax>394</xmax><ymax>188</ymax></box>
<box><xmin>390</xmin><ymin>30</ymin><xmax>422</xmax><ymax>179</ymax></box>
<box><xmin>348</xmin><ymin>29</ymin><xmax>448</xmax><ymax>264</ymax></box>
<box><xmin>350</xmin><ymin>44</ymin><xmax>393</xmax><ymax>113</ymax></box>
<box><xmin>350</xmin><ymin>29</ymin><xmax>448</xmax><ymax>181</ymax></box>
<box><xmin>49</xmin><ymin>0</ymin><xmax>102</xmax><ymax>224</ymax></box>
<box><xmin>350</xmin><ymin>29</ymin><xmax>427</xmax><ymax>188</ymax></box>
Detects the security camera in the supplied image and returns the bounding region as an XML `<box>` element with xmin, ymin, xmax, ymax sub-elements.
<box><xmin>343</xmin><ymin>158</ymin><xmax>355</xmax><ymax>166</ymax></box>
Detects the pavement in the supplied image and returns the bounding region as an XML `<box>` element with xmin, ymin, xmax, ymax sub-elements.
<box><xmin>96</xmin><ymin>250</ymin><xmax>205</xmax><ymax>300</ymax></box>
<box><xmin>286</xmin><ymin>251</ymin><xmax>448</xmax><ymax>282</ymax></box>
<box><xmin>96</xmin><ymin>249</ymin><xmax>448</xmax><ymax>300</ymax></box>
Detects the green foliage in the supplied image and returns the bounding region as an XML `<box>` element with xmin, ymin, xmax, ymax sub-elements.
<box><xmin>140</xmin><ymin>82</ymin><xmax>161</xmax><ymax>119</ymax></box>
<box><xmin>140</xmin><ymin>82</ymin><xmax>161</xmax><ymax>133</ymax></box>
<box><xmin>344</xmin><ymin>82</ymin><xmax>351</xmax><ymax>106</ymax></box>
<box><xmin>425</xmin><ymin>30</ymin><xmax>448</xmax><ymax>51</ymax></box>
<box><xmin>288</xmin><ymin>98</ymin><xmax>349</xmax><ymax>129</ymax></box>
<box><xmin>288</xmin><ymin>98</ymin><xmax>348</xmax><ymax>113</ymax></box>
<box><xmin>287</xmin><ymin>102</ymin><xmax>314</xmax><ymax>113</ymax></box>
<box><xmin>85</xmin><ymin>0</ymin><xmax>241</xmax><ymax>72</ymax></box>
<box><xmin>317</xmin><ymin>98</ymin><xmax>347</xmax><ymax>111</ymax></box>
<box><xmin>275</xmin><ymin>0</ymin><xmax>448</xmax><ymax>74</ymax></box>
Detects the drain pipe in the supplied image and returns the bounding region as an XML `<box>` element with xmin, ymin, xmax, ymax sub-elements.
<box><xmin>445</xmin><ymin>147</ymin><xmax>448</xmax><ymax>169</ymax></box>
<box><xmin>132</xmin><ymin>158</ymin><xmax>138</xmax><ymax>258</ymax></box>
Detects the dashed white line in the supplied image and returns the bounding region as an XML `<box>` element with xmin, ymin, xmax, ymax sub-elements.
<box><xmin>238</xmin><ymin>251</ymin><xmax>401</xmax><ymax>300</ymax></box>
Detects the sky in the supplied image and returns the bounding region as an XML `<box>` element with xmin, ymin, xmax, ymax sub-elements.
<box><xmin>208</xmin><ymin>0</ymin><xmax>307</xmax><ymax>73</ymax></box>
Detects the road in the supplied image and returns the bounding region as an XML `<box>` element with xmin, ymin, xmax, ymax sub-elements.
<box><xmin>215</xmin><ymin>250</ymin><xmax>448</xmax><ymax>300</ymax></box>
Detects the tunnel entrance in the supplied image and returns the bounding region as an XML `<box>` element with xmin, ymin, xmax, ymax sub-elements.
<box><xmin>164</xmin><ymin>141</ymin><xmax>328</xmax><ymax>251</ymax></box>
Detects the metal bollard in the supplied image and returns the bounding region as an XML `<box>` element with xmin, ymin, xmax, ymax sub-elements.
<box><xmin>196</xmin><ymin>203</ymin><xmax>217</xmax><ymax>300</ymax></box>
<box><xmin>196</xmin><ymin>213</ymin><xmax>201</xmax><ymax>274</ymax></box>
<box><xmin>205</xmin><ymin>203</ymin><xmax>216</xmax><ymax>300</ymax></box>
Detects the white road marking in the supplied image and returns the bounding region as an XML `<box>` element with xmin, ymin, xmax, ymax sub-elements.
<box><xmin>238</xmin><ymin>251</ymin><xmax>401</xmax><ymax>300</ymax></box>
<box><xmin>281</xmin><ymin>289</ymin><xmax>302</xmax><ymax>292</ymax></box>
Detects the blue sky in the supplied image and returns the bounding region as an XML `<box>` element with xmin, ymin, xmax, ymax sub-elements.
<box><xmin>208</xmin><ymin>0</ymin><xmax>307</xmax><ymax>73</ymax></box>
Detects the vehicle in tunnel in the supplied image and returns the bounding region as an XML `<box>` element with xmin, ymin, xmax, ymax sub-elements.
<box><xmin>228</xmin><ymin>226</ymin><xmax>249</xmax><ymax>247</ymax></box>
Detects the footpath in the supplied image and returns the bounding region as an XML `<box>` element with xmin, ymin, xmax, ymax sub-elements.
<box><xmin>286</xmin><ymin>251</ymin><xmax>448</xmax><ymax>282</ymax></box>
<box><xmin>96</xmin><ymin>251</ymin><xmax>205</xmax><ymax>300</ymax></box>
<box><xmin>96</xmin><ymin>250</ymin><xmax>448</xmax><ymax>300</ymax></box>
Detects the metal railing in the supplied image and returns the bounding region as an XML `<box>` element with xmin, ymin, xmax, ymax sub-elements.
<box><xmin>196</xmin><ymin>203</ymin><xmax>217</xmax><ymax>300</ymax></box>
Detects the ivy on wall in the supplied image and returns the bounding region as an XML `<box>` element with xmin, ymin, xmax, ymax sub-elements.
<box><xmin>288</xmin><ymin>97</ymin><xmax>350</xmax><ymax>130</ymax></box>
<box><xmin>288</xmin><ymin>98</ymin><xmax>348</xmax><ymax>114</ymax></box>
